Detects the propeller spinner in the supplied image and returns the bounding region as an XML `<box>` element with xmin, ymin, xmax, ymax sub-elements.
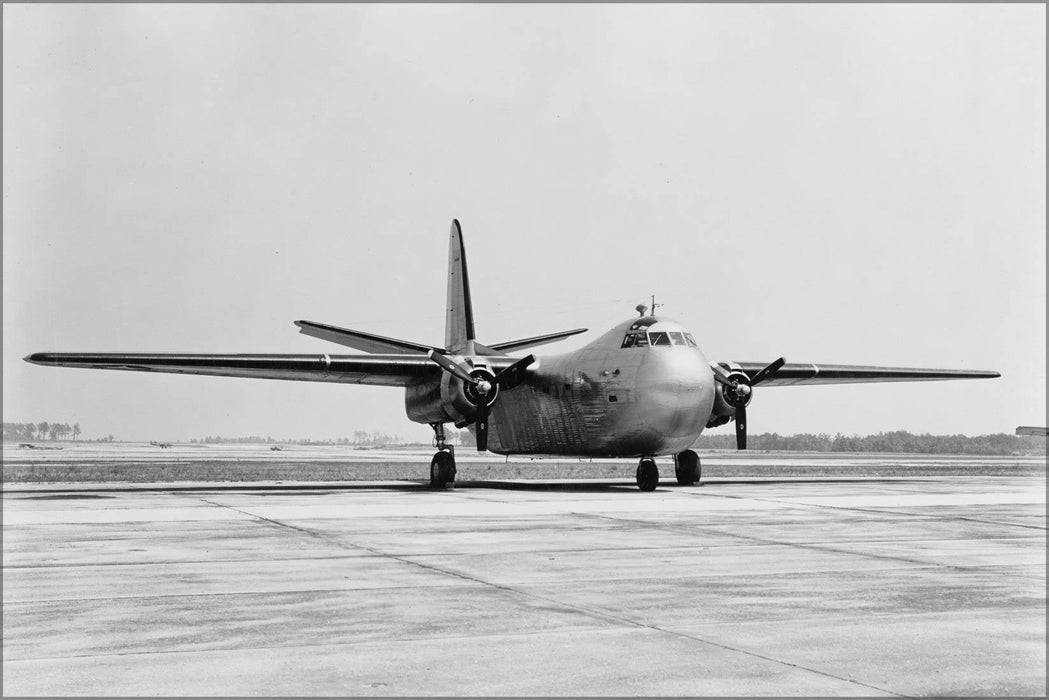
<box><xmin>711</xmin><ymin>357</ymin><xmax>785</xmax><ymax>449</ymax></box>
<box><xmin>426</xmin><ymin>350</ymin><xmax>535</xmax><ymax>451</ymax></box>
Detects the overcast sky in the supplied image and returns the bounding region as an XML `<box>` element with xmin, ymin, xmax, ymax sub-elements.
<box><xmin>4</xmin><ymin>4</ymin><xmax>1045</xmax><ymax>442</ymax></box>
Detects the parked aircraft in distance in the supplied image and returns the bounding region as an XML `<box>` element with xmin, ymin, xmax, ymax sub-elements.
<box><xmin>1015</xmin><ymin>426</ymin><xmax>1048</xmax><ymax>437</ymax></box>
<box><xmin>26</xmin><ymin>220</ymin><xmax>1000</xmax><ymax>490</ymax></box>
<box><xmin>149</xmin><ymin>440</ymin><xmax>173</xmax><ymax>448</ymax></box>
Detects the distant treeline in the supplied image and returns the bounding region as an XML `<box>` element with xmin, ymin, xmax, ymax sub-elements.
<box><xmin>192</xmin><ymin>431</ymin><xmax>405</xmax><ymax>446</ymax></box>
<box><xmin>693</xmin><ymin>431</ymin><xmax>1046</xmax><ymax>455</ymax></box>
<box><xmin>6</xmin><ymin>422</ymin><xmax>1043</xmax><ymax>455</ymax></box>
<box><xmin>3</xmin><ymin>422</ymin><xmax>98</xmax><ymax>442</ymax></box>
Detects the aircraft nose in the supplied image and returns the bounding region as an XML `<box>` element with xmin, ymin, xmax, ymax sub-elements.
<box><xmin>636</xmin><ymin>348</ymin><xmax>715</xmax><ymax>439</ymax></box>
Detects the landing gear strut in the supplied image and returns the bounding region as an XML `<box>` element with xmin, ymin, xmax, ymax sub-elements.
<box><xmin>674</xmin><ymin>449</ymin><xmax>701</xmax><ymax>486</ymax></box>
<box><xmin>636</xmin><ymin>457</ymin><xmax>659</xmax><ymax>491</ymax></box>
<box><xmin>429</xmin><ymin>422</ymin><xmax>456</xmax><ymax>489</ymax></box>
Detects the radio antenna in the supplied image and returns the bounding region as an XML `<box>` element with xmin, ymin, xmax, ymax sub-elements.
<box><xmin>650</xmin><ymin>295</ymin><xmax>663</xmax><ymax>316</ymax></box>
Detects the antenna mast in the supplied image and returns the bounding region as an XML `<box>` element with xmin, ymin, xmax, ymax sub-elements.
<box><xmin>650</xmin><ymin>294</ymin><xmax>663</xmax><ymax>316</ymax></box>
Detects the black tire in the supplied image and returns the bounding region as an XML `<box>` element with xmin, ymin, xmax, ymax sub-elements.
<box><xmin>430</xmin><ymin>451</ymin><xmax>455</xmax><ymax>489</ymax></box>
<box><xmin>636</xmin><ymin>458</ymin><xmax>659</xmax><ymax>492</ymax></box>
<box><xmin>675</xmin><ymin>450</ymin><xmax>701</xmax><ymax>485</ymax></box>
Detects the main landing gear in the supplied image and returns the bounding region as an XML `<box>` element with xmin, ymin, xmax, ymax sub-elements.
<box><xmin>635</xmin><ymin>450</ymin><xmax>702</xmax><ymax>491</ymax></box>
<box><xmin>429</xmin><ymin>423</ymin><xmax>456</xmax><ymax>489</ymax></box>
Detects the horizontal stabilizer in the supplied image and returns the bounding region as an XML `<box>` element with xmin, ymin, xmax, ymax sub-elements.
<box><xmin>295</xmin><ymin>320</ymin><xmax>434</xmax><ymax>355</ymax></box>
<box><xmin>490</xmin><ymin>328</ymin><xmax>588</xmax><ymax>353</ymax></box>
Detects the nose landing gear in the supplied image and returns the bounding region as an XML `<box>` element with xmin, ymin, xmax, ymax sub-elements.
<box><xmin>674</xmin><ymin>449</ymin><xmax>701</xmax><ymax>485</ymax></box>
<box><xmin>636</xmin><ymin>457</ymin><xmax>659</xmax><ymax>491</ymax></box>
<box><xmin>635</xmin><ymin>451</ymin><xmax>701</xmax><ymax>491</ymax></box>
<box><xmin>429</xmin><ymin>423</ymin><xmax>456</xmax><ymax>489</ymax></box>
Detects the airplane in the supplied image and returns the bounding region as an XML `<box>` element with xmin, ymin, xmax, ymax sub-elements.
<box><xmin>149</xmin><ymin>440</ymin><xmax>173</xmax><ymax>448</ymax></box>
<box><xmin>1015</xmin><ymin>426</ymin><xmax>1048</xmax><ymax>437</ymax></box>
<box><xmin>25</xmin><ymin>220</ymin><xmax>1000</xmax><ymax>491</ymax></box>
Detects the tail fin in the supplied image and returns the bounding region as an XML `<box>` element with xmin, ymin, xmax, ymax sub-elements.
<box><xmin>445</xmin><ymin>220</ymin><xmax>476</xmax><ymax>353</ymax></box>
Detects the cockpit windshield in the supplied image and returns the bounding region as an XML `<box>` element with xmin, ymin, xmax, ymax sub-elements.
<box><xmin>622</xmin><ymin>330</ymin><xmax>698</xmax><ymax>348</ymax></box>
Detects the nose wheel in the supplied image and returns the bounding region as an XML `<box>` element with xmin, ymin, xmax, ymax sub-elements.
<box><xmin>636</xmin><ymin>457</ymin><xmax>659</xmax><ymax>491</ymax></box>
<box><xmin>674</xmin><ymin>449</ymin><xmax>701</xmax><ymax>485</ymax></box>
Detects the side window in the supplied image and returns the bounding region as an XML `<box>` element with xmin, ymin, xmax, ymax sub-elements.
<box><xmin>684</xmin><ymin>333</ymin><xmax>698</xmax><ymax>347</ymax></box>
<box><xmin>649</xmin><ymin>332</ymin><xmax>670</xmax><ymax>346</ymax></box>
<box><xmin>621</xmin><ymin>334</ymin><xmax>636</xmax><ymax>348</ymax></box>
<box><xmin>668</xmin><ymin>331</ymin><xmax>686</xmax><ymax>346</ymax></box>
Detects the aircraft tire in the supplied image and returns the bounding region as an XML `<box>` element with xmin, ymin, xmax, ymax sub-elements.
<box><xmin>430</xmin><ymin>451</ymin><xmax>455</xmax><ymax>489</ymax></box>
<box><xmin>636</xmin><ymin>458</ymin><xmax>659</xmax><ymax>492</ymax></box>
<box><xmin>675</xmin><ymin>450</ymin><xmax>701</xmax><ymax>485</ymax></box>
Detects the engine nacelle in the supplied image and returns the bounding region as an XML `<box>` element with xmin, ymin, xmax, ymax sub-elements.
<box><xmin>405</xmin><ymin>377</ymin><xmax>456</xmax><ymax>424</ymax></box>
<box><xmin>705</xmin><ymin>371</ymin><xmax>752</xmax><ymax>429</ymax></box>
<box><xmin>404</xmin><ymin>359</ymin><xmax>497</xmax><ymax>427</ymax></box>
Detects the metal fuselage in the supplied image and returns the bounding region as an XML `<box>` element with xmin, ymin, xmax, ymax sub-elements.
<box><xmin>412</xmin><ymin>315</ymin><xmax>717</xmax><ymax>457</ymax></box>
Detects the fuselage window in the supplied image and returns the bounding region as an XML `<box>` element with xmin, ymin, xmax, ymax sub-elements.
<box><xmin>668</xmin><ymin>331</ymin><xmax>686</xmax><ymax>346</ymax></box>
<box><xmin>649</xmin><ymin>331</ymin><xmax>671</xmax><ymax>346</ymax></box>
<box><xmin>684</xmin><ymin>333</ymin><xmax>698</xmax><ymax>347</ymax></box>
<box><xmin>621</xmin><ymin>334</ymin><xmax>635</xmax><ymax>348</ymax></box>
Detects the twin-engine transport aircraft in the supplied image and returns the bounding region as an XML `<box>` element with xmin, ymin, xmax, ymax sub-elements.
<box><xmin>26</xmin><ymin>220</ymin><xmax>1000</xmax><ymax>490</ymax></box>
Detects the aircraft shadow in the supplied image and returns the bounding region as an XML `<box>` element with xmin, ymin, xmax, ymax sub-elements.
<box><xmin>6</xmin><ymin>477</ymin><xmax>931</xmax><ymax>497</ymax></box>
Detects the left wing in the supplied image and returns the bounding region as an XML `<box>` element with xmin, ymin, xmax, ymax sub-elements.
<box><xmin>714</xmin><ymin>361</ymin><xmax>1000</xmax><ymax>386</ymax></box>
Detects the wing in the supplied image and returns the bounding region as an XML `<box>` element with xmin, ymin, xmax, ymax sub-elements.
<box><xmin>24</xmin><ymin>352</ymin><xmax>529</xmax><ymax>387</ymax></box>
<box><xmin>715</xmin><ymin>361</ymin><xmax>1000</xmax><ymax>387</ymax></box>
<box><xmin>24</xmin><ymin>352</ymin><xmax>440</xmax><ymax>387</ymax></box>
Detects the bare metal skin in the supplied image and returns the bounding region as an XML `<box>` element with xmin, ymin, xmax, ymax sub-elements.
<box><xmin>479</xmin><ymin>317</ymin><xmax>716</xmax><ymax>457</ymax></box>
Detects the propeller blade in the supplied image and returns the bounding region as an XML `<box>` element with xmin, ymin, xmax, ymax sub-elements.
<box><xmin>494</xmin><ymin>354</ymin><xmax>535</xmax><ymax>390</ymax></box>
<box><xmin>475</xmin><ymin>400</ymin><xmax>489</xmax><ymax>451</ymax></box>
<box><xmin>750</xmin><ymin>357</ymin><xmax>786</xmax><ymax>386</ymax></box>
<box><xmin>426</xmin><ymin>349</ymin><xmax>476</xmax><ymax>385</ymax></box>
<box><xmin>735</xmin><ymin>402</ymin><xmax>747</xmax><ymax>450</ymax></box>
<box><xmin>711</xmin><ymin>366</ymin><xmax>736</xmax><ymax>387</ymax></box>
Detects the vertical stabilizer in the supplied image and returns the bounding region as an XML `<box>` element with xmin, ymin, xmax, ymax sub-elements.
<box><xmin>445</xmin><ymin>220</ymin><xmax>476</xmax><ymax>353</ymax></box>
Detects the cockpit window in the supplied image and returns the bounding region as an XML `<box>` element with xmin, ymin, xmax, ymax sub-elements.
<box><xmin>621</xmin><ymin>332</ymin><xmax>649</xmax><ymax>348</ymax></box>
<box><xmin>625</xmin><ymin>330</ymin><xmax>696</xmax><ymax>348</ymax></box>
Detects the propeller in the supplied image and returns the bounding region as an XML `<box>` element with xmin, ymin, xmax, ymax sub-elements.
<box><xmin>711</xmin><ymin>357</ymin><xmax>785</xmax><ymax>450</ymax></box>
<box><xmin>426</xmin><ymin>351</ymin><xmax>535</xmax><ymax>451</ymax></box>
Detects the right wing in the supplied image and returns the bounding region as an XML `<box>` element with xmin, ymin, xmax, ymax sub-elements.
<box><xmin>24</xmin><ymin>352</ymin><xmax>530</xmax><ymax>387</ymax></box>
<box><xmin>24</xmin><ymin>352</ymin><xmax>439</xmax><ymax>387</ymax></box>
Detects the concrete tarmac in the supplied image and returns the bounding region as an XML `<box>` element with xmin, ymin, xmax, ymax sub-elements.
<box><xmin>3</xmin><ymin>473</ymin><xmax>1045</xmax><ymax>696</ymax></box>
